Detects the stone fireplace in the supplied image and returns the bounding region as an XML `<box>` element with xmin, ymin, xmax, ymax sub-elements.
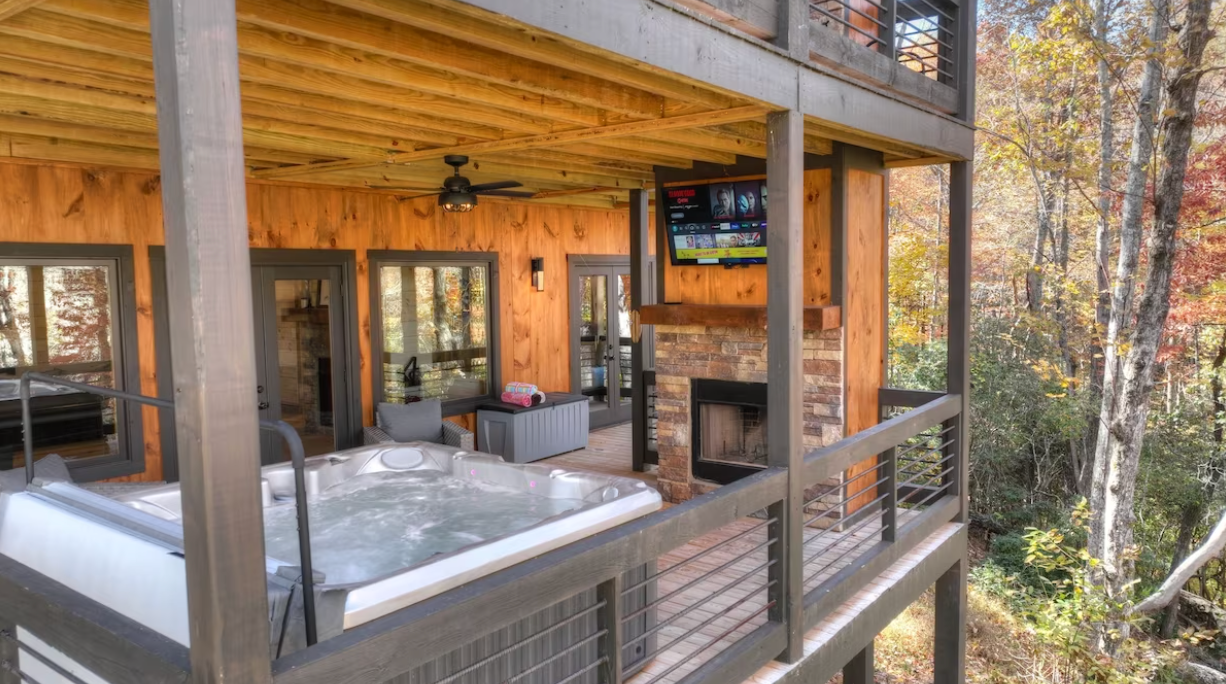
<box><xmin>653</xmin><ymin>324</ymin><xmax>843</xmax><ymax>504</ymax></box>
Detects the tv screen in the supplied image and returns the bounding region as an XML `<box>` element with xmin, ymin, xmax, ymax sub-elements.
<box><xmin>664</xmin><ymin>179</ymin><xmax>767</xmax><ymax>266</ymax></box>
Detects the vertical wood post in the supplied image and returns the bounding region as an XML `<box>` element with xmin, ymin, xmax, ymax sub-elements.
<box><xmin>148</xmin><ymin>0</ymin><xmax>272</xmax><ymax>680</ymax></box>
<box><xmin>597</xmin><ymin>576</ymin><xmax>624</xmax><ymax>684</ymax></box>
<box><xmin>766</xmin><ymin>109</ymin><xmax>805</xmax><ymax>663</ymax></box>
<box><xmin>776</xmin><ymin>0</ymin><xmax>811</xmax><ymax>60</ymax></box>
<box><xmin>936</xmin><ymin>158</ymin><xmax>972</xmax><ymax>684</ymax></box>
<box><xmin>630</xmin><ymin>189</ymin><xmax>650</xmax><ymax>473</ymax></box>
<box><xmin>0</xmin><ymin>618</ymin><xmax>17</xmax><ymax>684</ymax></box>
<box><xmin>934</xmin><ymin>558</ymin><xmax>968</xmax><ymax>683</ymax></box>
<box><xmin>843</xmin><ymin>643</ymin><xmax>875</xmax><ymax>684</ymax></box>
<box><xmin>954</xmin><ymin>0</ymin><xmax>978</xmax><ymax>121</ymax></box>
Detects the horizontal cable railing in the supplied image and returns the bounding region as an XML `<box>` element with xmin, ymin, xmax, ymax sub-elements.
<box><xmin>2</xmin><ymin>385</ymin><xmax>963</xmax><ymax>684</ymax></box>
<box><xmin>807</xmin><ymin>0</ymin><xmax>961</xmax><ymax>90</ymax></box>
<box><xmin>799</xmin><ymin>393</ymin><xmax>963</xmax><ymax>630</ymax></box>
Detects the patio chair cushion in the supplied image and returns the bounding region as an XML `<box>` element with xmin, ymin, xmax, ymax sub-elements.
<box><xmin>377</xmin><ymin>400</ymin><xmax>444</xmax><ymax>444</ymax></box>
<box><xmin>0</xmin><ymin>454</ymin><xmax>72</xmax><ymax>493</ymax></box>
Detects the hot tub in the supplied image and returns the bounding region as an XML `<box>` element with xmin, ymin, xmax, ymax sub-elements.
<box><xmin>0</xmin><ymin>442</ymin><xmax>661</xmax><ymax>681</ymax></box>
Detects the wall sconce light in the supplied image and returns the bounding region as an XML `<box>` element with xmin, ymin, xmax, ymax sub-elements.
<box><xmin>531</xmin><ymin>257</ymin><xmax>545</xmax><ymax>292</ymax></box>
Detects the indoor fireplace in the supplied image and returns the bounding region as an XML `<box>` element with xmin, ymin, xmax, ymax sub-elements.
<box><xmin>691</xmin><ymin>378</ymin><xmax>769</xmax><ymax>484</ymax></box>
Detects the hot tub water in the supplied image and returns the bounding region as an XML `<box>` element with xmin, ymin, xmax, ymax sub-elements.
<box><xmin>262</xmin><ymin>470</ymin><xmax>590</xmax><ymax>584</ymax></box>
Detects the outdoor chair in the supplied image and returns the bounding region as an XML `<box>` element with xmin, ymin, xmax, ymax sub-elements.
<box><xmin>364</xmin><ymin>399</ymin><xmax>475</xmax><ymax>450</ymax></box>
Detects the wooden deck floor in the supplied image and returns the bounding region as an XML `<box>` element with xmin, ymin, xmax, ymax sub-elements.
<box><xmin>542</xmin><ymin>425</ymin><xmax>940</xmax><ymax>684</ymax></box>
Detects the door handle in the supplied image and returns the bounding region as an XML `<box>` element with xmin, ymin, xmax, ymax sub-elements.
<box><xmin>258</xmin><ymin>401</ymin><xmax>270</xmax><ymax>410</ymax></box>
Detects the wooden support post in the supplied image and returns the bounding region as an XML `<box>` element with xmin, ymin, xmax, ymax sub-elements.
<box><xmin>0</xmin><ymin>616</ymin><xmax>17</xmax><ymax>684</ymax></box>
<box><xmin>934</xmin><ymin>557</ymin><xmax>968</xmax><ymax>683</ymax></box>
<box><xmin>954</xmin><ymin>0</ymin><xmax>978</xmax><ymax>121</ymax></box>
<box><xmin>776</xmin><ymin>0</ymin><xmax>811</xmax><ymax>60</ymax></box>
<box><xmin>766</xmin><ymin>109</ymin><xmax>805</xmax><ymax>663</ymax></box>
<box><xmin>947</xmin><ymin>161</ymin><xmax>971</xmax><ymax>523</ymax></box>
<box><xmin>629</xmin><ymin>189</ymin><xmax>650</xmax><ymax>473</ymax></box>
<box><xmin>843</xmin><ymin>643</ymin><xmax>875</xmax><ymax>684</ymax></box>
<box><xmin>148</xmin><ymin>0</ymin><xmax>272</xmax><ymax>680</ymax></box>
<box><xmin>597</xmin><ymin>576</ymin><xmax>624</xmax><ymax>684</ymax></box>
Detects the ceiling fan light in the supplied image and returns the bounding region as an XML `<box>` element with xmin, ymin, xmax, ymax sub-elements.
<box><xmin>439</xmin><ymin>190</ymin><xmax>477</xmax><ymax>213</ymax></box>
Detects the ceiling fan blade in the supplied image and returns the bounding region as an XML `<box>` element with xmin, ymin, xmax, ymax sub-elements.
<box><xmin>466</xmin><ymin>180</ymin><xmax>523</xmax><ymax>193</ymax></box>
<box><xmin>478</xmin><ymin>190</ymin><xmax>538</xmax><ymax>198</ymax></box>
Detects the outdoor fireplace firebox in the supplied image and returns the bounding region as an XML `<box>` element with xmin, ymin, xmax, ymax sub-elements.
<box><xmin>691</xmin><ymin>378</ymin><xmax>769</xmax><ymax>484</ymax></box>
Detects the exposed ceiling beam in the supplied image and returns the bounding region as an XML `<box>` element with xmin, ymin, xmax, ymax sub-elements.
<box><xmin>252</xmin><ymin>105</ymin><xmax>770</xmax><ymax>179</ymax></box>
<box><xmin>0</xmin><ymin>0</ymin><xmax>43</xmax><ymax>22</ymax></box>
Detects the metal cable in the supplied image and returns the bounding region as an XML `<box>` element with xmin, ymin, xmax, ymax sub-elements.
<box><xmin>620</xmin><ymin>517</ymin><xmax>775</xmax><ymax>596</ymax></box>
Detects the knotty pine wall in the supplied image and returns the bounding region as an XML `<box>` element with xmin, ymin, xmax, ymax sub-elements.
<box><xmin>0</xmin><ymin>160</ymin><xmax>653</xmax><ymax>481</ymax></box>
<box><xmin>662</xmin><ymin>169</ymin><xmax>833</xmax><ymax>306</ymax></box>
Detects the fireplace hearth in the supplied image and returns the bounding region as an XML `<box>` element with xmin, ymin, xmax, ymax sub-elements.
<box><xmin>691</xmin><ymin>378</ymin><xmax>769</xmax><ymax>483</ymax></box>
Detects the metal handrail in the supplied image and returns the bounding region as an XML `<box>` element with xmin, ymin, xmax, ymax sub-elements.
<box><xmin>17</xmin><ymin>371</ymin><xmax>319</xmax><ymax>646</ymax></box>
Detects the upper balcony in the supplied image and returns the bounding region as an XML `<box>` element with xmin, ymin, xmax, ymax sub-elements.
<box><xmin>672</xmin><ymin>0</ymin><xmax>969</xmax><ymax>118</ymax></box>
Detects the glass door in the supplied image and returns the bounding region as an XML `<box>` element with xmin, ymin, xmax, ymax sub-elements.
<box><xmin>571</xmin><ymin>265</ymin><xmax>632</xmax><ymax>428</ymax></box>
<box><xmin>253</xmin><ymin>265</ymin><xmax>348</xmax><ymax>464</ymax></box>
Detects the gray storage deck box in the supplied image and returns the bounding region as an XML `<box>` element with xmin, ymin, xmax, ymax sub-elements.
<box><xmin>477</xmin><ymin>393</ymin><xmax>589</xmax><ymax>463</ymax></box>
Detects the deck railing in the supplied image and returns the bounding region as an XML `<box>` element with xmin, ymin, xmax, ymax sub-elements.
<box><xmin>0</xmin><ymin>389</ymin><xmax>962</xmax><ymax>684</ymax></box>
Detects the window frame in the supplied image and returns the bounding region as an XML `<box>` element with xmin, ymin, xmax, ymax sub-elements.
<box><xmin>0</xmin><ymin>243</ymin><xmax>144</xmax><ymax>481</ymax></box>
<box><xmin>368</xmin><ymin>250</ymin><xmax>501</xmax><ymax>417</ymax></box>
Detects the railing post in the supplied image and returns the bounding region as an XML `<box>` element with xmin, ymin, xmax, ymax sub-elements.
<box><xmin>881</xmin><ymin>447</ymin><xmax>897</xmax><ymax>542</ymax></box>
<box><xmin>776</xmin><ymin>0</ymin><xmax>811</xmax><ymax>60</ymax></box>
<box><xmin>597</xmin><ymin>576</ymin><xmax>624</xmax><ymax>684</ymax></box>
<box><xmin>882</xmin><ymin>0</ymin><xmax>897</xmax><ymax>58</ymax></box>
<box><xmin>629</xmin><ymin>189</ymin><xmax>650</xmax><ymax>473</ymax></box>
<box><xmin>0</xmin><ymin>619</ymin><xmax>16</xmax><ymax>684</ymax></box>
<box><xmin>149</xmin><ymin>0</ymin><xmax>272</xmax><ymax>679</ymax></box>
<box><xmin>766</xmin><ymin>109</ymin><xmax>806</xmax><ymax>663</ymax></box>
<box><xmin>954</xmin><ymin>0</ymin><xmax>977</xmax><ymax>121</ymax></box>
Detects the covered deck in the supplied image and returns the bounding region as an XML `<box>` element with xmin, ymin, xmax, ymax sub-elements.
<box><xmin>0</xmin><ymin>0</ymin><xmax>974</xmax><ymax>683</ymax></box>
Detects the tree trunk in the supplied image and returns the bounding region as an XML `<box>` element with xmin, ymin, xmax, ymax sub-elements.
<box><xmin>1163</xmin><ymin>502</ymin><xmax>1204</xmax><ymax>637</ymax></box>
<box><xmin>1086</xmin><ymin>0</ymin><xmax>1116</xmax><ymax>497</ymax></box>
<box><xmin>1089</xmin><ymin>0</ymin><xmax>1214</xmax><ymax>647</ymax></box>
<box><xmin>1086</xmin><ymin>0</ymin><xmax>1170</xmax><ymax>600</ymax></box>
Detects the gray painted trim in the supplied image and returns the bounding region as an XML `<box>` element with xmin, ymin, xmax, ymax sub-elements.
<box><xmin>454</xmin><ymin>0</ymin><xmax>975</xmax><ymax>159</ymax></box>
<box><xmin>878</xmin><ymin>388</ymin><xmax>945</xmax><ymax>408</ymax></box>
<box><xmin>629</xmin><ymin>190</ymin><xmax>651</xmax><ymax>472</ymax></box>
<box><xmin>0</xmin><ymin>554</ymin><xmax>190</xmax><ymax>684</ymax></box>
<box><xmin>934</xmin><ymin>555</ymin><xmax>968</xmax><ymax>682</ymax></box>
<box><xmin>776</xmin><ymin>0</ymin><xmax>810</xmax><ymax>59</ymax></box>
<box><xmin>842</xmin><ymin>643</ymin><xmax>874</xmax><ymax>684</ymax></box>
<box><xmin>765</xmin><ymin>110</ymin><xmax>805</xmax><ymax>662</ymax></box>
<box><xmin>672</xmin><ymin>622</ymin><xmax>785</xmax><ymax>684</ymax></box>
<box><xmin>367</xmin><ymin>250</ymin><xmax>501</xmax><ymax>418</ymax></box>
<box><xmin>777</xmin><ymin>525</ymin><xmax>968</xmax><ymax>684</ymax></box>
<box><xmin>0</xmin><ymin>243</ymin><xmax>144</xmax><ymax>482</ymax></box>
<box><xmin>150</xmin><ymin>248</ymin><xmax>364</xmax><ymax>480</ymax></box>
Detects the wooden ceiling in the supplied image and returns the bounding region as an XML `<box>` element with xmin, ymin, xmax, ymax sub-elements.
<box><xmin>0</xmin><ymin>0</ymin><xmax>865</xmax><ymax>208</ymax></box>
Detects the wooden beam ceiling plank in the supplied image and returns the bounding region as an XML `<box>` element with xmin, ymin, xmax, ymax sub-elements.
<box><xmin>232</xmin><ymin>23</ymin><xmax>611</xmax><ymax>129</ymax></box>
<box><xmin>805</xmin><ymin>119</ymin><xmax>924</xmax><ymax>158</ymax></box>
<box><xmin>639</xmin><ymin>128</ymin><xmax>768</xmax><ymax>158</ymax></box>
<box><xmin>583</xmin><ymin>137</ymin><xmax>739</xmax><ymax>166</ymax></box>
<box><xmin>805</xmin><ymin>135</ymin><xmax>835</xmax><ymax>156</ymax></box>
<box><xmin>451</xmin><ymin>159</ymin><xmax>648</xmax><ymax>189</ymax></box>
<box><xmin>0</xmin><ymin>112</ymin><xmax>159</xmax><ymax>148</ymax></box>
<box><xmin>0</xmin><ymin>0</ymin><xmax>43</xmax><ymax>22</ymax></box>
<box><xmin>7</xmin><ymin>133</ymin><xmax>159</xmax><ymax>169</ymax></box>
<box><xmin>0</xmin><ymin>56</ymin><xmax>153</xmax><ymax>97</ymax></box>
<box><xmin>39</xmin><ymin>0</ymin><xmax>145</xmax><ymax>29</ymax></box>
<box><xmin>238</xmin><ymin>83</ymin><xmax>507</xmax><ymax>141</ymax></box>
<box><xmin>326</xmin><ymin>0</ymin><xmax>736</xmax><ymax>109</ymax></box>
<box><xmin>558</xmin><ymin>142</ymin><xmax>695</xmax><ymax>169</ymax></box>
<box><xmin>484</xmin><ymin>148</ymin><xmax>656</xmax><ymax>176</ymax></box>
<box><xmin>253</xmin><ymin>105</ymin><xmax>767</xmax><ymax>178</ymax></box>
<box><xmin>0</xmin><ymin>9</ymin><xmax>149</xmax><ymax>59</ymax></box>
<box><xmin>240</xmin><ymin>100</ymin><xmax>462</xmax><ymax>148</ymax></box>
<box><xmin>883</xmin><ymin>156</ymin><xmax>950</xmax><ymax>168</ymax></box>
<box><xmin>477</xmin><ymin>152</ymin><xmax>654</xmax><ymax>181</ymax></box>
<box><xmin>242</xmin><ymin>114</ymin><xmax>411</xmax><ymax>153</ymax></box>
<box><xmin>235</xmin><ymin>0</ymin><xmax>667</xmax><ymax>120</ymax></box>
<box><xmin>0</xmin><ymin>34</ymin><xmax>153</xmax><ymax>80</ymax></box>
<box><xmin>0</xmin><ymin>71</ymin><xmax>155</xmax><ymax>114</ymax></box>
<box><xmin>0</xmin><ymin>93</ymin><xmax>155</xmax><ymax>133</ymax></box>
<box><xmin>236</xmin><ymin>55</ymin><xmax>554</xmax><ymax>135</ymax></box>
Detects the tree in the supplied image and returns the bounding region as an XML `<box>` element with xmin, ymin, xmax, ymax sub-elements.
<box><xmin>1087</xmin><ymin>0</ymin><xmax>1216</xmax><ymax>643</ymax></box>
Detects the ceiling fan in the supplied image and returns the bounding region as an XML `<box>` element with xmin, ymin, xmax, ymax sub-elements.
<box><xmin>367</xmin><ymin>155</ymin><xmax>535</xmax><ymax>212</ymax></box>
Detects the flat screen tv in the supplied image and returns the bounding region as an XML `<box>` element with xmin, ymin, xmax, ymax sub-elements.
<box><xmin>663</xmin><ymin>177</ymin><xmax>768</xmax><ymax>266</ymax></box>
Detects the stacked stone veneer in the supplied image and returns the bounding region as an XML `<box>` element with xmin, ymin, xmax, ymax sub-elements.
<box><xmin>653</xmin><ymin>324</ymin><xmax>844</xmax><ymax>504</ymax></box>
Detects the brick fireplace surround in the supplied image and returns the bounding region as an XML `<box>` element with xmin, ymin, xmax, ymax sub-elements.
<box><xmin>653</xmin><ymin>324</ymin><xmax>844</xmax><ymax>504</ymax></box>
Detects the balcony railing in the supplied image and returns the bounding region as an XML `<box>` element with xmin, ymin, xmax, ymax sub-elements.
<box><xmin>0</xmin><ymin>389</ymin><xmax>963</xmax><ymax>684</ymax></box>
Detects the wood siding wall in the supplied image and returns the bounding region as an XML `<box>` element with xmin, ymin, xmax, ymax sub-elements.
<box><xmin>0</xmin><ymin>160</ymin><xmax>648</xmax><ymax>481</ymax></box>
<box><xmin>843</xmin><ymin>168</ymin><xmax>887</xmax><ymax>508</ymax></box>
<box><xmin>662</xmin><ymin>169</ymin><xmax>832</xmax><ymax>306</ymax></box>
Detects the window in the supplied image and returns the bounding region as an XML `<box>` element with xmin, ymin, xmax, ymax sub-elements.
<box><xmin>370</xmin><ymin>252</ymin><xmax>499</xmax><ymax>415</ymax></box>
<box><xmin>0</xmin><ymin>245</ymin><xmax>142</xmax><ymax>480</ymax></box>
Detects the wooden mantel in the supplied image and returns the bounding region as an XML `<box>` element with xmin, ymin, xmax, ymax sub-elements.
<box><xmin>639</xmin><ymin>304</ymin><xmax>842</xmax><ymax>330</ymax></box>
